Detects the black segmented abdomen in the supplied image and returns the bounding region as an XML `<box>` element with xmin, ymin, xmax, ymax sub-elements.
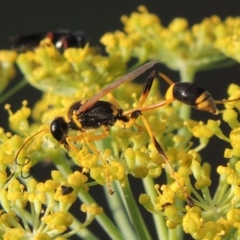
<box><xmin>172</xmin><ymin>82</ymin><xmax>205</xmax><ymax>106</ymax></box>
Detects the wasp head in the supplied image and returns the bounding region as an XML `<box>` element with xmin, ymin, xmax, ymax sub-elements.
<box><xmin>50</xmin><ymin>117</ymin><xmax>69</xmax><ymax>149</ymax></box>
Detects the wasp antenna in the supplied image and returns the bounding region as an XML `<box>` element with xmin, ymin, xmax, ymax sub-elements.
<box><xmin>15</xmin><ymin>130</ymin><xmax>46</xmax><ymax>166</ymax></box>
<box><xmin>16</xmin><ymin>157</ymin><xmax>31</xmax><ymax>167</ymax></box>
<box><xmin>20</xmin><ymin>158</ymin><xmax>32</xmax><ymax>179</ymax></box>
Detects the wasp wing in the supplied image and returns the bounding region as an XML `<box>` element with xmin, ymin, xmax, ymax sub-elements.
<box><xmin>78</xmin><ymin>60</ymin><xmax>159</xmax><ymax>112</ymax></box>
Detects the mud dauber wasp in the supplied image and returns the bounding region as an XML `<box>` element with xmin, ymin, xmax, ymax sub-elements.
<box><xmin>14</xmin><ymin>59</ymin><xmax>240</xmax><ymax>195</ymax></box>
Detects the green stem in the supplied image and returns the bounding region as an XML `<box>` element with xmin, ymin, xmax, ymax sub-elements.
<box><xmin>78</xmin><ymin>188</ymin><xmax>125</xmax><ymax>240</ymax></box>
<box><xmin>178</xmin><ymin>64</ymin><xmax>196</xmax><ymax>117</ymax></box>
<box><xmin>15</xmin><ymin>204</ymin><xmax>31</xmax><ymax>233</ymax></box>
<box><xmin>142</xmin><ymin>176</ymin><xmax>169</xmax><ymax>240</ymax></box>
<box><xmin>0</xmin><ymin>78</ymin><xmax>28</xmax><ymax>104</ymax></box>
<box><xmin>61</xmin><ymin>215</ymin><xmax>99</xmax><ymax>240</ymax></box>
<box><xmin>177</xmin><ymin>65</ymin><xmax>196</xmax><ymax>147</ymax></box>
<box><xmin>213</xmin><ymin>182</ymin><xmax>230</xmax><ymax>205</ymax></box>
<box><xmin>170</xmin><ymin>64</ymin><xmax>197</xmax><ymax>240</ymax></box>
<box><xmin>169</xmin><ymin>228</ymin><xmax>177</xmax><ymax>240</ymax></box>
<box><xmin>104</xmin><ymin>182</ymin><xmax>138</xmax><ymax>240</ymax></box>
<box><xmin>54</xmin><ymin>154</ymin><xmax>73</xmax><ymax>176</ymax></box>
<box><xmin>121</xmin><ymin>175</ymin><xmax>152</xmax><ymax>240</ymax></box>
<box><xmin>55</xmin><ymin>155</ymin><xmax>123</xmax><ymax>239</ymax></box>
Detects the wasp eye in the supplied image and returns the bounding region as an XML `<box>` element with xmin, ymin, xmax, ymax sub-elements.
<box><xmin>50</xmin><ymin>117</ymin><xmax>68</xmax><ymax>143</ymax></box>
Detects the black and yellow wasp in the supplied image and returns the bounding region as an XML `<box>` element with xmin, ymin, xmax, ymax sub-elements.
<box><xmin>15</xmin><ymin>59</ymin><xmax>239</xmax><ymax>194</ymax></box>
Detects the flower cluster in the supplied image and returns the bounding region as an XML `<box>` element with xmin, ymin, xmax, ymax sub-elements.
<box><xmin>0</xmin><ymin>51</ymin><xmax>17</xmax><ymax>94</ymax></box>
<box><xmin>215</xmin><ymin>17</ymin><xmax>240</xmax><ymax>62</ymax></box>
<box><xmin>0</xmin><ymin>5</ymin><xmax>240</xmax><ymax>240</ymax></box>
<box><xmin>0</xmin><ymin>171</ymin><xmax>102</xmax><ymax>239</ymax></box>
<box><xmin>101</xmin><ymin>6</ymin><xmax>237</xmax><ymax>79</ymax></box>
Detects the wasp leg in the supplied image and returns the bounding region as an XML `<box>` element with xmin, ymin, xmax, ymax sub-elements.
<box><xmin>121</xmin><ymin>70</ymin><xmax>158</xmax><ymax>117</ymax></box>
<box><xmin>65</xmin><ymin>126</ymin><xmax>114</xmax><ymax>194</ymax></box>
<box><xmin>138</xmin><ymin>71</ymin><xmax>158</xmax><ymax>108</ymax></box>
<box><xmin>158</xmin><ymin>72</ymin><xmax>175</xmax><ymax>85</ymax></box>
<box><xmin>141</xmin><ymin>111</ymin><xmax>191</xmax><ymax>202</ymax></box>
<box><xmin>215</xmin><ymin>97</ymin><xmax>240</xmax><ymax>105</ymax></box>
<box><xmin>106</xmin><ymin>69</ymin><xmax>157</xmax><ymax>116</ymax></box>
<box><xmin>118</xmin><ymin>69</ymin><xmax>172</xmax><ymax>154</ymax></box>
<box><xmin>136</xmin><ymin>99</ymin><xmax>174</xmax><ymax>113</ymax></box>
<box><xmin>127</xmin><ymin>71</ymin><xmax>177</xmax><ymax>115</ymax></box>
<box><xmin>128</xmin><ymin>110</ymin><xmax>171</xmax><ymax>170</ymax></box>
<box><xmin>117</xmin><ymin>68</ymin><xmax>190</xmax><ymax>201</ymax></box>
<box><xmin>121</xmin><ymin>70</ymin><xmax>165</xmax><ymax>127</ymax></box>
<box><xmin>107</xmin><ymin>93</ymin><xmax>122</xmax><ymax>109</ymax></box>
<box><xmin>126</xmin><ymin>110</ymin><xmax>190</xmax><ymax>202</ymax></box>
<box><xmin>85</xmin><ymin>137</ymin><xmax>114</xmax><ymax>195</ymax></box>
<box><xmin>65</xmin><ymin>125</ymin><xmax>109</xmax><ymax>149</ymax></box>
<box><xmin>138</xmin><ymin>71</ymin><xmax>174</xmax><ymax>108</ymax></box>
<box><xmin>123</xmin><ymin>70</ymin><xmax>175</xmax><ymax>116</ymax></box>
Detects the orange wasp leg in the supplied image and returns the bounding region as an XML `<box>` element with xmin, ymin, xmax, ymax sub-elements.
<box><xmin>120</xmin><ymin>70</ymin><xmax>190</xmax><ymax>201</ymax></box>
<box><xmin>124</xmin><ymin>71</ymin><xmax>175</xmax><ymax>116</ymax></box>
<box><xmin>65</xmin><ymin>126</ymin><xmax>114</xmax><ymax>194</ymax></box>
<box><xmin>214</xmin><ymin>97</ymin><xmax>240</xmax><ymax>105</ymax></box>
<box><xmin>126</xmin><ymin>110</ymin><xmax>182</xmax><ymax>182</ymax></box>
<box><xmin>107</xmin><ymin>93</ymin><xmax>122</xmax><ymax>109</ymax></box>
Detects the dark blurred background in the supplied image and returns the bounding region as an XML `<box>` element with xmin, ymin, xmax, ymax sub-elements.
<box><xmin>1</xmin><ymin>1</ymin><xmax>240</xmax><ymax>239</ymax></box>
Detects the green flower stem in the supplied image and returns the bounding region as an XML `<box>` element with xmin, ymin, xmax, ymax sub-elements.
<box><xmin>30</xmin><ymin>202</ymin><xmax>37</xmax><ymax>230</ymax></box>
<box><xmin>104</xmin><ymin>182</ymin><xmax>138</xmax><ymax>240</ymax></box>
<box><xmin>213</xmin><ymin>182</ymin><xmax>230</xmax><ymax>205</ymax></box>
<box><xmin>169</xmin><ymin>227</ymin><xmax>177</xmax><ymax>240</ymax></box>
<box><xmin>78</xmin><ymin>188</ymin><xmax>124</xmax><ymax>240</ymax></box>
<box><xmin>217</xmin><ymin>190</ymin><xmax>233</xmax><ymax>209</ymax></box>
<box><xmin>0</xmin><ymin>63</ymin><xmax>18</xmax><ymax>93</ymax></box>
<box><xmin>195</xmin><ymin>55</ymin><xmax>237</xmax><ymax>72</ymax></box>
<box><xmin>95</xmin><ymin>212</ymin><xmax>125</xmax><ymax>240</ymax></box>
<box><xmin>121</xmin><ymin>175</ymin><xmax>152</xmax><ymax>240</ymax></box>
<box><xmin>54</xmin><ymin>154</ymin><xmax>124</xmax><ymax>239</ymax></box>
<box><xmin>14</xmin><ymin>205</ymin><xmax>31</xmax><ymax>232</ymax></box>
<box><xmin>142</xmin><ymin>176</ymin><xmax>169</xmax><ymax>240</ymax></box>
<box><xmin>178</xmin><ymin>64</ymin><xmax>196</xmax><ymax>117</ymax></box>
<box><xmin>17</xmin><ymin>208</ymin><xmax>33</xmax><ymax>229</ymax></box>
<box><xmin>54</xmin><ymin>153</ymin><xmax>73</xmax><ymax>176</ymax></box>
<box><xmin>172</xmin><ymin>64</ymin><xmax>197</xmax><ymax>234</ymax></box>
<box><xmin>177</xmin><ymin>64</ymin><xmax>196</xmax><ymax>147</ymax></box>
<box><xmin>70</xmin><ymin>223</ymin><xmax>99</xmax><ymax>240</ymax></box>
<box><xmin>62</xmin><ymin>215</ymin><xmax>99</xmax><ymax>239</ymax></box>
<box><xmin>38</xmin><ymin>199</ymin><xmax>54</xmax><ymax>232</ymax></box>
<box><xmin>0</xmin><ymin>78</ymin><xmax>28</xmax><ymax>105</ymax></box>
<box><xmin>201</xmin><ymin>187</ymin><xmax>215</xmax><ymax>208</ymax></box>
<box><xmin>188</xmin><ymin>184</ymin><xmax>205</xmax><ymax>203</ymax></box>
<box><xmin>229</xmin><ymin>157</ymin><xmax>239</xmax><ymax>168</ymax></box>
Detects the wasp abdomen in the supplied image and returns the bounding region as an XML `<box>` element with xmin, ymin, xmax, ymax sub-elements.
<box><xmin>172</xmin><ymin>82</ymin><xmax>218</xmax><ymax>114</ymax></box>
